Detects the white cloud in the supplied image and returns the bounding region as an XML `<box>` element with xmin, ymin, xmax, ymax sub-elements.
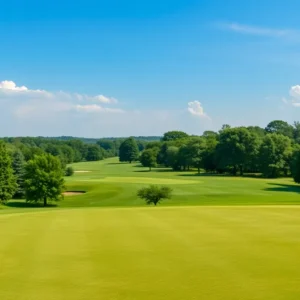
<box><xmin>75</xmin><ymin>104</ymin><xmax>123</xmax><ymax>113</ymax></box>
<box><xmin>219</xmin><ymin>22</ymin><xmax>299</xmax><ymax>39</ymax></box>
<box><xmin>0</xmin><ymin>80</ymin><xmax>28</xmax><ymax>91</ymax></box>
<box><xmin>187</xmin><ymin>101</ymin><xmax>209</xmax><ymax>118</ymax></box>
<box><xmin>0</xmin><ymin>80</ymin><xmax>216</xmax><ymax>137</ymax></box>
<box><xmin>290</xmin><ymin>85</ymin><xmax>300</xmax><ymax>99</ymax></box>
<box><xmin>0</xmin><ymin>80</ymin><xmax>117</xmax><ymax>104</ymax></box>
<box><xmin>281</xmin><ymin>85</ymin><xmax>300</xmax><ymax>107</ymax></box>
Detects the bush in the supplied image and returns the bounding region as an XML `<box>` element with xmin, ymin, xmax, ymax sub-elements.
<box><xmin>137</xmin><ymin>185</ymin><xmax>172</xmax><ymax>206</ymax></box>
<box><xmin>65</xmin><ymin>166</ymin><xmax>74</xmax><ymax>176</ymax></box>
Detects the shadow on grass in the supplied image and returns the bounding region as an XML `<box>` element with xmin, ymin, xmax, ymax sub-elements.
<box><xmin>264</xmin><ymin>183</ymin><xmax>300</xmax><ymax>194</ymax></box>
<box><xmin>6</xmin><ymin>201</ymin><xmax>57</xmax><ymax>208</ymax></box>
<box><xmin>134</xmin><ymin>169</ymin><xmax>174</xmax><ymax>173</ymax></box>
<box><xmin>178</xmin><ymin>173</ymin><xmax>264</xmax><ymax>178</ymax></box>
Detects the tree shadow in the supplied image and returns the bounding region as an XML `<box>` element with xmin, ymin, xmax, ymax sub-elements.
<box><xmin>178</xmin><ymin>173</ymin><xmax>230</xmax><ymax>177</ymax></box>
<box><xmin>264</xmin><ymin>183</ymin><xmax>300</xmax><ymax>194</ymax></box>
<box><xmin>178</xmin><ymin>173</ymin><xmax>264</xmax><ymax>178</ymax></box>
<box><xmin>134</xmin><ymin>168</ymin><xmax>174</xmax><ymax>173</ymax></box>
<box><xmin>5</xmin><ymin>201</ymin><xmax>57</xmax><ymax>208</ymax></box>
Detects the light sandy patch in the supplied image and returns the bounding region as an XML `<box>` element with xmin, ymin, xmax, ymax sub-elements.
<box><xmin>63</xmin><ymin>192</ymin><xmax>86</xmax><ymax>196</ymax></box>
<box><xmin>74</xmin><ymin>171</ymin><xmax>91</xmax><ymax>173</ymax></box>
<box><xmin>82</xmin><ymin>177</ymin><xmax>200</xmax><ymax>185</ymax></box>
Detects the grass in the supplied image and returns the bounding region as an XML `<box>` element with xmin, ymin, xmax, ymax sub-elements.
<box><xmin>2</xmin><ymin>157</ymin><xmax>300</xmax><ymax>210</ymax></box>
<box><xmin>1</xmin><ymin>158</ymin><xmax>300</xmax><ymax>299</ymax></box>
<box><xmin>1</xmin><ymin>206</ymin><xmax>300</xmax><ymax>299</ymax></box>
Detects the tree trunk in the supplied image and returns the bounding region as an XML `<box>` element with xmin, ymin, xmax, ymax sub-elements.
<box><xmin>43</xmin><ymin>197</ymin><xmax>47</xmax><ymax>207</ymax></box>
<box><xmin>149</xmin><ymin>167</ymin><xmax>151</xmax><ymax>171</ymax></box>
<box><xmin>198</xmin><ymin>167</ymin><xmax>200</xmax><ymax>174</ymax></box>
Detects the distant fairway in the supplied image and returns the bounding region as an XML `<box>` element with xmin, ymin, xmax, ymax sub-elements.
<box><xmin>54</xmin><ymin>157</ymin><xmax>300</xmax><ymax>208</ymax></box>
<box><xmin>1</xmin><ymin>158</ymin><xmax>300</xmax><ymax>299</ymax></box>
<box><xmin>1</xmin><ymin>206</ymin><xmax>300</xmax><ymax>300</ymax></box>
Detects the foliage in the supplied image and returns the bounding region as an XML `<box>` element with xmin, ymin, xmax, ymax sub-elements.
<box><xmin>162</xmin><ymin>131</ymin><xmax>189</xmax><ymax>142</ymax></box>
<box><xmin>165</xmin><ymin>146</ymin><xmax>180</xmax><ymax>170</ymax></box>
<box><xmin>137</xmin><ymin>185</ymin><xmax>173</xmax><ymax>206</ymax></box>
<box><xmin>215</xmin><ymin>127</ymin><xmax>260</xmax><ymax>175</ymax></box>
<box><xmin>140</xmin><ymin>149</ymin><xmax>157</xmax><ymax>170</ymax></box>
<box><xmin>265</xmin><ymin>120</ymin><xmax>294</xmax><ymax>138</ymax></box>
<box><xmin>86</xmin><ymin>144</ymin><xmax>103</xmax><ymax>161</ymax></box>
<box><xmin>0</xmin><ymin>142</ymin><xmax>17</xmax><ymax>203</ymax></box>
<box><xmin>24</xmin><ymin>154</ymin><xmax>65</xmax><ymax>206</ymax></box>
<box><xmin>119</xmin><ymin>137</ymin><xmax>139</xmax><ymax>163</ymax></box>
<box><xmin>65</xmin><ymin>166</ymin><xmax>74</xmax><ymax>176</ymax></box>
<box><xmin>259</xmin><ymin>134</ymin><xmax>292</xmax><ymax>178</ymax></box>
<box><xmin>12</xmin><ymin>149</ymin><xmax>25</xmax><ymax>198</ymax></box>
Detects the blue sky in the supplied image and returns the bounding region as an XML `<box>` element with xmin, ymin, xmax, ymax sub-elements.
<box><xmin>1</xmin><ymin>0</ymin><xmax>300</xmax><ymax>137</ymax></box>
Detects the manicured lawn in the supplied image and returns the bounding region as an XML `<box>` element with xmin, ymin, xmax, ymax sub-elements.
<box><xmin>3</xmin><ymin>157</ymin><xmax>300</xmax><ymax>210</ymax></box>
<box><xmin>1</xmin><ymin>206</ymin><xmax>300</xmax><ymax>300</ymax></box>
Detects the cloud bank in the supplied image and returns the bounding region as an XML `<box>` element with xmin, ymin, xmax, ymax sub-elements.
<box><xmin>0</xmin><ymin>80</ymin><xmax>212</xmax><ymax>137</ymax></box>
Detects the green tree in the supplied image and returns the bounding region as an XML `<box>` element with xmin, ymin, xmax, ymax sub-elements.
<box><xmin>165</xmin><ymin>146</ymin><xmax>179</xmax><ymax>170</ymax></box>
<box><xmin>188</xmin><ymin>139</ymin><xmax>207</xmax><ymax>173</ymax></box>
<box><xmin>162</xmin><ymin>131</ymin><xmax>189</xmax><ymax>142</ymax></box>
<box><xmin>216</xmin><ymin>127</ymin><xmax>260</xmax><ymax>175</ymax></box>
<box><xmin>65</xmin><ymin>166</ymin><xmax>74</xmax><ymax>176</ymax></box>
<box><xmin>258</xmin><ymin>134</ymin><xmax>293</xmax><ymax>178</ymax></box>
<box><xmin>12</xmin><ymin>149</ymin><xmax>25</xmax><ymax>198</ymax></box>
<box><xmin>0</xmin><ymin>142</ymin><xmax>17</xmax><ymax>203</ymax></box>
<box><xmin>85</xmin><ymin>144</ymin><xmax>103</xmax><ymax>161</ymax></box>
<box><xmin>137</xmin><ymin>185</ymin><xmax>172</xmax><ymax>206</ymax></box>
<box><xmin>293</xmin><ymin>121</ymin><xmax>300</xmax><ymax>143</ymax></box>
<box><xmin>119</xmin><ymin>137</ymin><xmax>139</xmax><ymax>163</ymax></box>
<box><xmin>291</xmin><ymin>148</ymin><xmax>300</xmax><ymax>183</ymax></box>
<box><xmin>24</xmin><ymin>154</ymin><xmax>65</xmax><ymax>206</ymax></box>
<box><xmin>202</xmin><ymin>133</ymin><xmax>218</xmax><ymax>172</ymax></box>
<box><xmin>265</xmin><ymin>120</ymin><xmax>294</xmax><ymax>138</ymax></box>
<box><xmin>140</xmin><ymin>149</ymin><xmax>157</xmax><ymax>171</ymax></box>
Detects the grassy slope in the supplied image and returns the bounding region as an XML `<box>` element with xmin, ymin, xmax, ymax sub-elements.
<box><xmin>2</xmin><ymin>157</ymin><xmax>300</xmax><ymax>211</ymax></box>
<box><xmin>1</xmin><ymin>206</ymin><xmax>300</xmax><ymax>300</ymax></box>
<box><xmin>62</xmin><ymin>158</ymin><xmax>300</xmax><ymax>207</ymax></box>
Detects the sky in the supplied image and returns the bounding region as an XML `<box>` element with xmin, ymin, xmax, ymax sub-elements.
<box><xmin>1</xmin><ymin>0</ymin><xmax>300</xmax><ymax>137</ymax></box>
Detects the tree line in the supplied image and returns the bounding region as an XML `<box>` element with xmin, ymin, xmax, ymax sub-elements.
<box><xmin>119</xmin><ymin>120</ymin><xmax>300</xmax><ymax>182</ymax></box>
<box><xmin>1</xmin><ymin>136</ymin><xmax>150</xmax><ymax>167</ymax></box>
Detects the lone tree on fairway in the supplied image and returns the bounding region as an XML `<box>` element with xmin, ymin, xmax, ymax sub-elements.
<box><xmin>137</xmin><ymin>185</ymin><xmax>172</xmax><ymax>206</ymax></box>
<box><xmin>65</xmin><ymin>166</ymin><xmax>74</xmax><ymax>176</ymax></box>
<box><xmin>0</xmin><ymin>142</ymin><xmax>17</xmax><ymax>203</ymax></box>
<box><xmin>24</xmin><ymin>154</ymin><xmax>65</xmax><ymax>207</ymax></box>
<box><xmin>119</xmin><ymin>137</ymin><xmax>139</xmax><ymax>163</ymax></box>
<box><xmin>140</xmin><ymin>149</ymin><xmax>157</xmax><ymax>171</ymax></box>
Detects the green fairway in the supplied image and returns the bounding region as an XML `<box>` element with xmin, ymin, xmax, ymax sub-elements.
<box><xmin>1</xmin><ymin>206</ymin><xmax>300</xmax><ymax>300</ymax></box>
<box><xmin>38</xmin><ymin>157</ymin><xmax>300</xmax><ymax>208</ymax></box>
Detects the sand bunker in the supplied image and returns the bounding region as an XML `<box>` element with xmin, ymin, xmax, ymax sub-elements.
<box><xmin>63</xmin><ymin>191</ymin><xmax>86</xmax><ymax>196</ymax></box>
<box><xmin>74</xmin><ymin>171</ymin><xmax>91</xmax><ymax>173</ymax></box>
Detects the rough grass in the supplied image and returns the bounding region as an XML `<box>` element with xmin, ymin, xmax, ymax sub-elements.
<box><xmin>1</xmin><ymin>206</ymin><xmax>300</xmax><ymax>300</ymax></box>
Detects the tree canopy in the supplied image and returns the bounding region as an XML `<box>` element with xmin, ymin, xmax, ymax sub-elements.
<box><xmin>119</xmin><ymin>138</ymin><xmax>139</xmax><ymax>163</ymax></box>
<box><xmin>162</xmin><ymin>131</ymin><xmax>189</xmax><ymax>142</ymax></box>
<box><xmin>140</xmin><ymin>149</ymin><xmax>157</xmax><ymax>171</ymax></box>
<box><xmin>0</xmin><ymin>142</ymin><xmax>17</xmax><ymax>203</ymax></box>
<box><xmin>24</xmin><ymin>154</ymin><xmax>65</xmax><ymax>206</ymax></box>
<box><xmin>137</xmin><ymin>185</ymin><xmax>173</xmax><ymax>206</ymax></box>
